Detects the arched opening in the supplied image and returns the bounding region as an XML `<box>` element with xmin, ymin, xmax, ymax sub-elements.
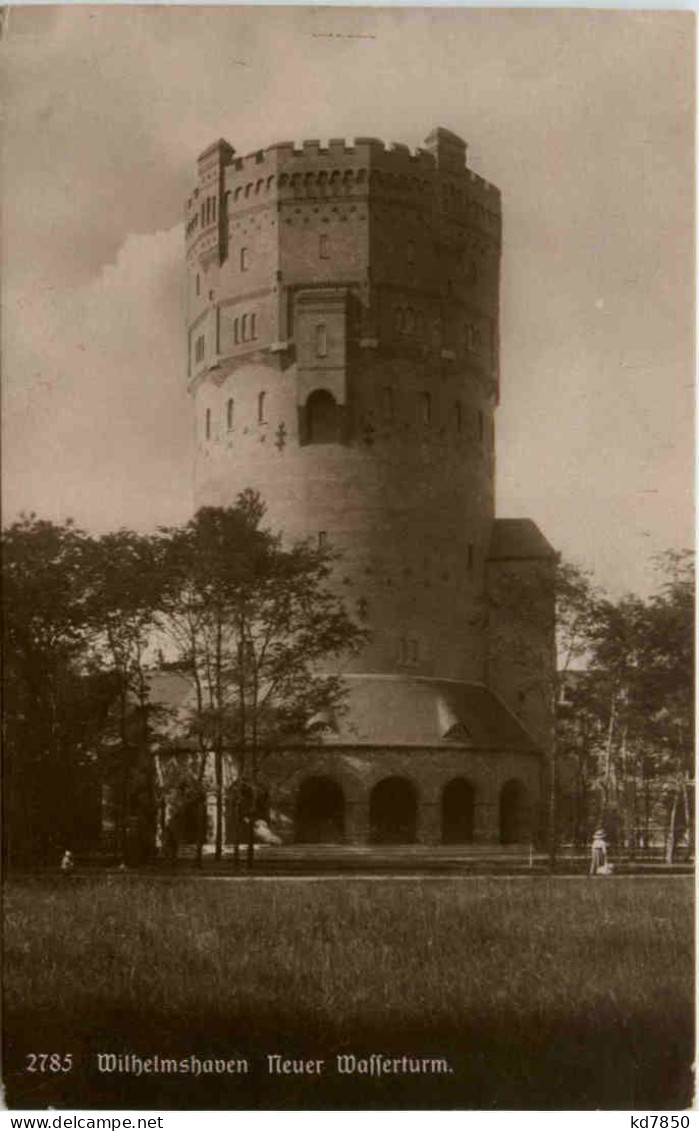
<box><xmin>499</xmin><ymin>779</ymin><xmax>530</xmax><ymax>845</ymax></box>
<box><xmin>442</xmin><ymin>778</ymin><xmax>475</xmax><ymax>844</ymax></box>
<box><xmin>306</xmin><ymin>389</ymin><xmax>339</xmax><ymax>445</ymax></box>
<box><xmin>370</xmin><ymin>777</ymin><xmax>417</xmax><ymax>844</ymax></box>
<box><xmin>295</xmin><ymin>777</ymin><xmax>345</xmax><ymax>843</ymax></box>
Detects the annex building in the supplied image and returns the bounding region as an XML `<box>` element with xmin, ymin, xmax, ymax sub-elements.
<box><xmin>171</xmin><ymin>125</ymin><xmax>556</xmax><ymax>848</ymax></box>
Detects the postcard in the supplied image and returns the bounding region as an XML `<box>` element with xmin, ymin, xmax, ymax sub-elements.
<box><xmin>2</xmin><ymin>5</ymin><xmax>694</xmax><ymax>1114</ymax></box>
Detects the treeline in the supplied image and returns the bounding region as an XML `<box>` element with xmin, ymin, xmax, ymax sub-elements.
<box><xmin>554</xmin><ymin>553</ymin><xmax>694</xmax><ymax>862</ymax></box>
<box><xmin>2</xmin><ymin>492</ymin><xmax>366</xmax><ymax>866</ymax></box>
<box><xmin>2</xmin><ymin>494</ymin><xmax>693</xmax><ymax>866</ymax></box>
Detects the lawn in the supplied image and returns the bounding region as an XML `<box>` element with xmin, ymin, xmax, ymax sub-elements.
<box><xmin>3</xmin><ymin>875</ymin><xmax>694</xmax><ymax>1110</ymax></box>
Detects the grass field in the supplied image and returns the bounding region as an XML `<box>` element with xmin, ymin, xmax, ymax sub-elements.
<box><xmin>3</xmin><ymin>875</ymin><xmax>694</xmax><ymax>1110</ymax></box>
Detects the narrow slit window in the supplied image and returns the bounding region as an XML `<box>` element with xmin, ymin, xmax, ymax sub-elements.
<box><xmin>319</xmin><ymin>234</ymin><xmax>329</xmax><ymax>259</ymax></box>
<box><xmin>241</xmin><ymin>314</ymin><xmax>248</xmax><ymax>342</ymax></box>
<box><xmin>233</xmin><ymin>317</ymin><xmax>239</xmax><ymax>344</ymax></box>
<box><xmin>315</xmin><ymin>323</ymin><xmax>328</xmax><ymax>358</ymax></box>
<box><xmin>455</xmin><ymin>400</ymin><xmax>463</xmax><ymax>433</ymax></box>
<box><xmin>205</xmin><ymin>408</ymin><xmax>211</xmax><ymax>440</ymax></box>
<box><xmin>318</xmin><ymin>531</ymin><xmax>328</xmax><ymax>548</ymax></box>
<box><xmin>467</xmin><ymin>543</ymin><xmax>474</xmax><ymax>571</ymax></box>
<box><xmin>195</xmin><ymin>335</ymin><xmax>205</xmax><ymax>363</ymax></box>
<box><xmin>212</xmin><ymin>197</ymin><xmax>217</xmax><ymax>222</ymax></box>
<box><xmin>420</xmin><ymin>392</ymin><xmax>432</xmax><ymax>426</ymax></box>
<box><xmin>227</xmin><ymin>398</ymin><xmax>234</xmax><ymax>431</ymax></box>
<box><xmin>196</xmin><ymin>273</ymin><xmax>200</xmax><ymax>296</ymax></box>
<box><xmin>240</xmin><ymin>246</ymin><xmax>249</xmax><ymax>271</ymax></box>
<box><xmin>250</xmin><ymin>313</ymin><xmax>257</xmax><ymax>340</ymax></box>
<box><xmin>258</xmin><ymin>391</ymin><xmax>267</xmax><ymax>424</ymax></box>
<box><xmin>478</xmin><ymin>410</ymin><xmax>484</xmax><ymax>443</ymax></box>
<box><xmin>407</xmin><ymin>239</ymin><xmax>415</xmax><ymax>264</ymax></box>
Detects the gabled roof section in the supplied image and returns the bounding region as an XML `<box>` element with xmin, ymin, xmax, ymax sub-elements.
<box><xmin>488</xmin><ymin>518</ymin><xmax>557</xmax><ymax>562</ymax></box>
<box><xmin>336</xmin><ymin>676</ymin><xmax>540</xmax><ymax>752</ymax></box>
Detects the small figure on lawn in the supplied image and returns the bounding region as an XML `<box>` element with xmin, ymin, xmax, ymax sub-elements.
<box><xmin>60</xmin><ymin>850</ymin><xmax>74</xmax><ymax>872</ymax></box>
<box><xmin>590</xmin><ymin>828</ymin><xmax>609</xmax><ymax>875</ymax></box>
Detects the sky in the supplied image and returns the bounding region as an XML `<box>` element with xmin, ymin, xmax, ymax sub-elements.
<box><xmin>1</xmin><ymin>5</ymin><xmax>694</xmax><ymax>598</ymax></box>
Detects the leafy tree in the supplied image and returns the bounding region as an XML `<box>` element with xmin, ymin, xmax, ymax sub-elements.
<box><xmin>157</xmin><ymin>493</ymin><xmax>367</xmax><ymax>866</ymax></box>
<box><xmin>559</xmin><ymin>551</ymin><xmax>694</xmax><ymax>862</ymax></box>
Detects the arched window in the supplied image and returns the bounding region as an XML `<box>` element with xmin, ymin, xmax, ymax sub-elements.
<box><xmin>306</xmin><ymin>389</ymin><xmax>339</xmax><ymax>445</ymax></box>
<box><xmin>226</xmin><ymin>398</ymin><xmax>234</xmax><ymax>431</ymax></box>
<box><xmin>205</xmin><ymin>408</ymin><xmax>211</xmax><ymax>440</ymax></box>
<box><xmin>234</xmin><ymin>186</ymin><xmax>243</xmax><ymax>202</ymax></box>
<box><xmin>256</xmin><ymin>179</ymin><xmax>264</xmax><ymax>195</ymax></box>
<box><xmin>244</xmin><ymin>184</ymin><xmax>252</xmax><ymax>199</ymax></box>
<box><xmin>258</xmin><ymin>391</ymin><xmax>267</xmax><ymax>424</ymax></box>
<box><xmin>420</xmin><ymin>392</ymin><xmax>432</xmax><ymax>426</ymax></box>
<box><xmin>315</xmin><ymin>323</ymin><xmax>328</xmax><ymax>358</ymax></box>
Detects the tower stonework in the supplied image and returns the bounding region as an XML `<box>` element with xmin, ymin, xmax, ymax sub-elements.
<box><xmin>184</xmin><ymin>127</ymin><xmax>556</xmax><ymax>848</ymax></box>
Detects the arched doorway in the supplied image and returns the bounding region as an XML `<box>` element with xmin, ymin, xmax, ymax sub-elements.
<box><xmin>499</xmin><ymin>779</ymin><xmax>530</xmax><ymax>845</ymax></box>
<box><xmin>441</xmin><ymin>778</ymin><xmax>475</xmax><ymax>844</ymax></box>
<box><xmin>307</xmin><ymin>389</ymin><xmax>339</xmax><ymax>444</ymax></box>
<box><xmin>369</xmin><ymin>777</ymin><xmax>417</xmax><ymax>844</ymax></box>
<box><xmin>295</xmin><ymin>776</ymin><xmax>345</xmax><ymax>843</ymax></box>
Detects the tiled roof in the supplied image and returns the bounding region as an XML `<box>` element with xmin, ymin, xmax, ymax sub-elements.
<box><xmin>142</xmin><ymin>671</ymin><xmax>541</xmax><ymax>754</ymax></box>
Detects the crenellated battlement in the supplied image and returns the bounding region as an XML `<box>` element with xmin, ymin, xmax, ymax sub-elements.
<box><xmin>185</xmin><ymin>127</ymin><xmax>501</xmax><ymax>256</ymax></box>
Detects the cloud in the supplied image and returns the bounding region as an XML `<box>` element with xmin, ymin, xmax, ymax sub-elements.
<box><xmin>2</xmin><ymin>7</ymin><xmax>693</xmax><ymax>594</ymax></box>
<box><xmin>3</xmin><ymin>224</ymin><xmax>193</xmax><ymax>532</ymax></box>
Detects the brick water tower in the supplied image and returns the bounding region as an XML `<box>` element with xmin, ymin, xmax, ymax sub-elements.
<box><xmin>184</xmin><ymin>127</ymin><xmax>556</xmax><ymax>848</ymax></box>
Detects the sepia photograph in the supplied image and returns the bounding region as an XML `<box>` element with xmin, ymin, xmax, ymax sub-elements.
<box><xmin>1</xmin><ymin>4</ymin><xmax>695</xmax><ymax>1113</ymax></box>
